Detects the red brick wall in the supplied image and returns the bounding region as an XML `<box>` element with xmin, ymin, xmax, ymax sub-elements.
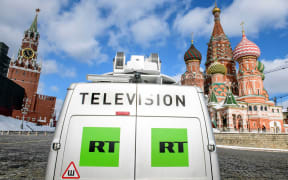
<box><xmin>11</xmin><ymin>94</ymin><xmax>56</xmax><ymax>126</ymax></box>
<box><xmin>7</xmin><ymin>68</ymin><xmax>40</xmax><ymax>97</ymax></box>
<box><xmin>34</xmin><ymin>94</ymin><xmax>56</xmax><ymax>125</ymax></box>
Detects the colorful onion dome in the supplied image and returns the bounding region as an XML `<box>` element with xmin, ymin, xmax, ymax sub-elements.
<box><xmin>184</xmin><ymin>43</ymin><xmax>202</xmax><ymax>62</ymax></box>
<box><xmin>257</xmin><ymin>60</ymin><xmax>265</xmax><ymax>73</ymax></box>
<box><xmin>233</xmin><ymin>32</ymin><xmax>261</xmax><ymax>60</ymax></box>
<box><xmin>207</xmin><ymin>61</ymin><xmax>227</xmax><ymax>75</ymax></box>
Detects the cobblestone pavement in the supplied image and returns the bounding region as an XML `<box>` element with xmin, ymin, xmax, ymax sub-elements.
<box><xmin>0</xmin><ymin>134</ymin><xmax>53</xmax><ymax>180</ymax></box>
<box><xmin>218</xmin><ymin>148</ymin><xmax>288</xmax><ymax>180</ymax></box>
<box><xmin>0</xmin><ymin>134</ymin><xmax>287</xmax><ymax>180</ymax></box>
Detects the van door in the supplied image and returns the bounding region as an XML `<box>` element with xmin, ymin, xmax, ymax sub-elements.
<box><xmin>58</xmin><ymin>115</ymin><xmax>136</xmax><ymax>180</ymax></box>
<box><xmin>135</xmin><ymin>116</ymin><xmax>211</xmax><ymax>180</ymax></box>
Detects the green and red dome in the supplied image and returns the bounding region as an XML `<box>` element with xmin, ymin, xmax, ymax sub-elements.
<box><xmin>184</xmin><ymin>44</ymin><xmax>202</xmax><ymax>62</ymax></box>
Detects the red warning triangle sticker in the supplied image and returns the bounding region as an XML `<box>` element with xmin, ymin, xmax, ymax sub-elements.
<box><xmin>62</xmin><ymin>161</ymin><xmax>80</xmax><ymax>179</ymax></box>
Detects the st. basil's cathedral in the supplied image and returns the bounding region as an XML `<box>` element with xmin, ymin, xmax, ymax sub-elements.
<box><xmin>181</xmin><ymin>4</ymin><xmax>285</xmax><ymax>133</ymax></box>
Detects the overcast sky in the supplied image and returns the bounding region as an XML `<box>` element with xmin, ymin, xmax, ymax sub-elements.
<box><xmin>1</xmin><ymin>0</ymin><xmax>288</xmax><ymax>115</ymax></box>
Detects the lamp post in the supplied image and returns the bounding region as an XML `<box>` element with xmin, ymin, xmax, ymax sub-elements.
<box><xmin>20</xmin><ymin>98</ymin><xmax>29</xmax><ymax>129</ymax></box>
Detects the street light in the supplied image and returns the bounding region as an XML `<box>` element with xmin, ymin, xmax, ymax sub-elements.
<box><xmin>20</xmin><ymin>98</ymin><xmax>29</xmax><ymax>129</ymax></box>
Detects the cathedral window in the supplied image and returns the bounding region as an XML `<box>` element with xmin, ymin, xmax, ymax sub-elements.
<box><xmin>272</xmin><ymin>109</ymin><xmax>274</xmax><ymax>113</ymax></box>
<box><xmin>254</xmin><ymin>106</ymin><xmax>257</xmax><ymax>111</ymax></box>
<box><xmin>260</xmin><ymin>106</ymin><xmax>263</xmax><ymax>111</ymax></box>
<box><xmin>249</xmin><ymin>106</ymin><xmax>252</xmax><ymax>111</ymax></box>
<box><xmin>265</xmin><ymin>106</ymin><xmax>267</xmax><ymax>111</ymax></box>
<box><xmin>30</xmin><ymin>32</ymin><xmax>34</xmax><ymax>38</ymax></box>
<box><xmin>277</xmin><ymin>109</ymin><xmax>279</xmax><ymax>113</ymax></box>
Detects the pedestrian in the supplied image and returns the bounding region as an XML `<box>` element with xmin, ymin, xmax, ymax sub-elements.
<box><xmin>262</xmin><ymin>125</ymin><xmax>266</xmax><ymax>133</ymax></box>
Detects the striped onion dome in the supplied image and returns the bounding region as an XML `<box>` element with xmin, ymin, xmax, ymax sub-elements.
<box><xmin>257</xmin><ymin>60</ymin><xmax>265</xmax><ymax>73</ymax></box>
<box><xmin>207</xmin><ymin>61</ymin><xmax>227</xmax><ymax>75</ymax></box>
<box><xmin>233</xmin><ymin>33</ymin><xmax>260</xmax><ymax>60</ymax></box>
<box><xmin>184</xmin><ymin>43</ymin><xmax>202</xmax><ymax>62</ymax></box>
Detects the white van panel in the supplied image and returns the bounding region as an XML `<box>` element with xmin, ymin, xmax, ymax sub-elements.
<box><xmin>57</xmin><ymin>116</ymin><xmax>136</xmax><ymax>180</ymax></box>
<box><xmin>135</xmin><ymin>117</ymin><xmax>209</xmax><ymax>180</ymax></box>
<box><xmin>67</xmin><ymin>83</ymin><xmax>137</xmax><ymax>116</ymax></box>
<box><xmin>136</xmin><ymin>84</ymin><xmax>203</xmax><ymax>118</ymax></box>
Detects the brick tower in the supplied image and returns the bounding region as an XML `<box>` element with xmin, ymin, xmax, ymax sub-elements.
<box><xmin>181</xmin><ymin>39</ymin><xmax>204</xmax><ymax>90</ymax></box>
<box><xmin>205</xmin><ymin>3</ymin><xmax>237</xmax><ymax>95</ymax></box>
<box><xmin>7</xmin><ymin>9</ymin><xmax>56</xmax><ymax>126</ymax></box>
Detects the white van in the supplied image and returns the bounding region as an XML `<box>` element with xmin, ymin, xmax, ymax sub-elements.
<box><xmin>45</xmin><ymin>74</ymin><xmax>220</xmax><ymax>180</ymax></box>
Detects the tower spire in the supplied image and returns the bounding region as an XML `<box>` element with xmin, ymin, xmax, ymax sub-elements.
<box><xmin>191</xmin><ymin>32</ymin><xmax>194</xmax><ymax>44</ymax></box>
<box><xmin>212</xmin><ymin>0</ymin><xmax>221</xmax><ymax>15</ymax></box>
<box><xmin>240</xmin><ymin>21</ymin><xmax>246</xmax><ymax>37</ymax></box>
<box><xmin>29</xmin><ymin>8</ymin><xmax>40</xmax><ymax>32</ymax></box>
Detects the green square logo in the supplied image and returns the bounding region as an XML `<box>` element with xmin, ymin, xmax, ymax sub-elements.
<box><xmin>151</xmin><ymin>128</ymin><xmax>189</xmax><ymax>167</ymax></box>
<box><xmin>80</xmin><ymin>127</ymin><xmax>120</xmax><ymax>167</ymax></box>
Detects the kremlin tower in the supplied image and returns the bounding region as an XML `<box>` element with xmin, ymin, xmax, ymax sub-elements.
<box><xmin>181</xmin><ymin>2</ymin><xmax>285</xmax><ymax>133</ymax></box>
<box><xmin>7</xmin><ymin>9</ymin><xmax>56</xmax><ymax>126</ymax></box>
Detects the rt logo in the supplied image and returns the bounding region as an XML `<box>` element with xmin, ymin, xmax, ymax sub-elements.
<box><xmin>159</xmin><ymin>141</ymin><xmax>188</xmax><ymax>153</ymax></box>
<box><xmin>89</xmin><ymin>141</ymin><xmax>120</xmax><ymax>153</ymax></box>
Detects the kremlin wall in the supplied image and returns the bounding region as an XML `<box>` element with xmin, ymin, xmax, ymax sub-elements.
<box><xmin>181</xmin><ymin>4</ymin><xmax>286</xmax><ymax>133</ymax></box>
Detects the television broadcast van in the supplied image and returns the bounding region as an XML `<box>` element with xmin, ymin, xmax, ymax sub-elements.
<box><xmin>45</xmin><ymin>52</ymin><xmax>220</xmax><ymax>180</ymax></box>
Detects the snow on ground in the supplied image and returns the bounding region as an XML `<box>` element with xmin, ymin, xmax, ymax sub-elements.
<box><xmin>0</xmin><ymin>115</ymin><xmax>55</xmax><ymax>132</ymax></box>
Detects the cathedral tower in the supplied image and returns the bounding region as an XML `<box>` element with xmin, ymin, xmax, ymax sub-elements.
<box><xmin>233</xmin><ymin>26</ymin><xmax>265</xmax><ymax>103</ymax></box>
<box><xmin>207</xmin><ymin>61</ymin><xmax>228</xmax><ymax>102</ymax></box>
<box><xmin>205</xmin><ymin>3</ymin><xmax>237</xmax><ymax>95</ymax></box>
<box><xmin>181</xmin><ymin>38</ymin><xmax>204</xmax><ymax>90</ymax></box>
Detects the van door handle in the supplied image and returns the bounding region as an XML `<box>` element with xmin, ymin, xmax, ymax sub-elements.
<box><xmin>52</xmin><ymin>142</ymin><xmax>61</xmax><ymax>151</ymax></box>
<box><xmin>208</xmin><ymin>143</ymin><xmax>216</xmax><ymax>152</ymax></box>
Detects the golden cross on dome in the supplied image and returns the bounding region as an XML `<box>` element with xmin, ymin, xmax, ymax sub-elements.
<box><xmin>215</xmin><ymin>0</ymin><xmax>218</xmax><ymax>7</ymax></box>
<box><xmin>36</xmin><ymin>8</ymin><xmax>40</xmax><ymax>14</ymax></box>
<box><xmin>240</xmin><ymin>21</ymin><xmax>245</xmax><ymax>35</ymax></box>
<box><xmin>191</xmin><ymin>32</ymin><xmax>194</xmax><ymax>44</ymax></box>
